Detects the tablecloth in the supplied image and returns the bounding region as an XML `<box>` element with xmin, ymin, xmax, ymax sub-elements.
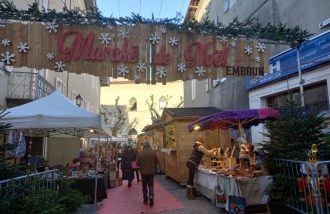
<box><xmin>194</xmin><ymin>167</ymin><xmax>273</xmax><ymax>210</ymax></box>
<box><xmin>70</xmin><ymin>176</ymin><xmax>107</xmax><ymax>203</ymax></box>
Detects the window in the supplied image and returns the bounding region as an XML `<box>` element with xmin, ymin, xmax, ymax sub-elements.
<box><xmin>129</xmin><ymin>97</ymin><xmax>137</xmax><ymax>111</ymax></box>
<box><xmin>224</xmin><ymin>0</ymin><xmax>229</xmax><ymax>12</ymax></box>
<box><xmin>159</xmin><ymin>96</ymin><xmax>167</xmax><ymax>109</ymax></box>
<box><xmin>191</xmin><ymin>79</ymin><xmax>196</xmax><ymax>101</ymax></box>
<box><xmin>266</xmin><ymin>81</ymin><xmax>329</xmax><ymax>114</ymax></box>
<box><xmin>55</xmin><ymin>77</ymin><xmax>64</xmax><ymax>94</ymax></box>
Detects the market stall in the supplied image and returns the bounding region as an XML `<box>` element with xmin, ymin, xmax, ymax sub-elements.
<box><xmin>2</xmin><ymin>91</ymin><xmax>108</xmax><ymax>207</ymax></box>
<box><xmin>159</xmin><ymin>107</ymin><xmax>231</xmax><ymax>184</ymax></box>
<box><xmin>187</xmin><ymin>108</ymin><xmax>279</xmax><ymax>212</ymax></box>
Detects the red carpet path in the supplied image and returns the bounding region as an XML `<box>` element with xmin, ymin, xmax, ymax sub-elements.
<box><xmin>98</xmin><ymin>178</ymin><xmax>185</xmax><ymax>214</ymax></box>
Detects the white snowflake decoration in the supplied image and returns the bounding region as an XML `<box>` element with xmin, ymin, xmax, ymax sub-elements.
<box><xmin>99</xmin><ymin>33</ymin><xmax>111</xmax><ymax>45</ymax></box>
<box><xmin>134</xmin><ymin>73</ymin><xmax>141</xmax><ymax>81</ymax></box>
<box><xmin>149</xmin><ymin>33</ymin><xmax>160</xmax><ymax>45</ymax></box>
<box><xmin>156</xmin><ymin>66</ymin><xmax>167</xmax><ymax>79</ymax></box>
<box><xmin>218</xmin><ymin>35</ymin><xmax>228</xmax><ymax>44</ymax></box>
<box><xmin>54</xmin><ymin>61</ymin><xmax>65</xmax><ymax>72</ymax></box>
<box><xmin>46</xmin><ymin>52</ymin><xmax>55</xmax><ymax>61</ymax></box>
<box><xmin>230</xmin><ymin>38</ymin><xmax>237</xmax><ymax>48</ymax></box>
<box><xmin>160</xmin><ymin>26</ymin><xmax>167</xmax><ymax>34</ymax></box>
<box><xmin>168</xmin><ymin>37</ymin><xmax>178</xmax><ymax>46</ymax></box>
<box><xmin>195</xmin><ymin>66</ymin><xmax>206</xmax><ymax>77</ymax></box>
<box><xmin>1</xmin><ymin>38</ymin><xmax>10</xmax><ymax>47</ymax></box>
<box><xmin>1</xmin><ymin>51</ymin><xmax>15</xmax><ymax>65</ymax></box>
<box><xmin>45</xmin><ymin>21</ymin><xmax>59</xmax><ymax>33</ymax></box>
<box><xmin>244</xmin><ymin>46</ymin><xmax>253</xmax><ymax>55</ymax></box>
<box><xmin>136</xmin><ymin>63</ymin><xmax>147</xmax><ymax>72</ymax></box>
<box><xmin>256</xmin><ymin>56</ymin><xmax>262</xmax><ymax>63</ymax></box>
<box><xmin>107</xmin><ymin>25</ymin><xmax>114</xmax><ymax>31</ymax></box>
<box><xmin>17</xmin><ymin>42</ymin><xmax>29</xmax><ymax>53</ymax></box>
<box><xmin>256</xmin><ymin>42</ymin><xmax>266</xmax><ymax>53</ymax></box>
<box><xmin>188</xmin><ymin>74</ymin><xmax>195</xmax><ymax>80</ymax></box>
<box><xmin>177</xmin><ymin>63</ymin><xmax>186</xmax><ymax>73</ymax></box>
<box><xmin>118</xmin><ymin>29</ymin><xmax>129</xmax><ymax>39</ymax></box>
<box><xmin>118</xmin><ymin>64</ymin><xmax>129</xmax><ymax>76</ymax></box>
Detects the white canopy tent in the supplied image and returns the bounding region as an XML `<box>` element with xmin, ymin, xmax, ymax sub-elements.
<box><xmin>2</xmin><ymin>90</ymin><xmax>102</xmax><ymax>131</ymax></box>
<box><xmin>2</xmin><ymin>91</ymin><xmax>107</xmax><ymax>208</ymax></box>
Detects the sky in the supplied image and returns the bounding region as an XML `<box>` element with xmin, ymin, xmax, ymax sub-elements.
<box><xmin>96</xmin><ymin>0</ymin><xmax>190</xmax><ymax>21</ymax></box>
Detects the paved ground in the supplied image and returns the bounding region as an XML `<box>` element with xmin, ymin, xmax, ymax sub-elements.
<box><xmin>155</xmin><ymin>175</ymin><xmax>225</xmax><ymax>214</ymax></box>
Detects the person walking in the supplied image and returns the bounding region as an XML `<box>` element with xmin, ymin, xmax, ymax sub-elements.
<box><xmin>186</xmin><ymin>135</ymin><xmax>216</xmax><ymax>200</ymax></box>
<box><xmin>132</xmin><ymin>148</ymin><xmax>141</xmax><ymax>183</ymax></box>
<box><xmin>121</xmin><ymin>145</ymin><xmax>135</xmax><ymax>187</ymax></box>
<box><xmin>137</xmin><ymin>141</ymin><xmax>158</xmax><ymax>206</ymax></box>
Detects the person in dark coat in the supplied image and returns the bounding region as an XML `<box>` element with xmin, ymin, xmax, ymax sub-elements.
<box><xmin>132</xmin><ymin>148</ymin><xmax>141</xmax><ymax>183</ymax></box>
<box><xmin>121</xmin><ymin>145</ymin><xmax>135</xmax><ymax>187</ymax></box>
<box><xmin>186</xmin><ymin>135</ymin><xmax>216</xmax><ymax>199</ymax></box>
<box><xmin>137</xmin><ymin>141</ymin><xmax>159</xmax><ymax>206</ymax></box>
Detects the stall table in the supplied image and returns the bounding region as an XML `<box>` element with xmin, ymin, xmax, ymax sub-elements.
<box><xmin>194</xmin><ymin>167</ymin><xmax>272</xmax><ymax>211</ymax></box>
<box><xmin>70</xmin><ymin>176</ymin><xmax>107</xmax><ymax>203</ymax></box>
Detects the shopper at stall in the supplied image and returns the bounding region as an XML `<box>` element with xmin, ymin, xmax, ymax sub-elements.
<box><xmin>121</xmin><ymin>145</ymin><xmax>135</xmax><ymax>187</ymax></box>
<box><xmin>137</xmin><ymin>141</ymin><xmax>159</xmax><ymax>207</ymax></box>
<box><xmin>186</xmin><ymin>135</ymin><xmax>216</xmax><ymax>200</ymax></box>
<box><xmin>132</xmin><ymin>148</ymin><xmax>141</xmax><ymax>183</ymax></box>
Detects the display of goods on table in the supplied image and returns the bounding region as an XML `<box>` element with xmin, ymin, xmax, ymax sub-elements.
<box><xmin>202</xmin><ymin>164</ymin><xmax>263</xmax><ymax>178</ymax></box>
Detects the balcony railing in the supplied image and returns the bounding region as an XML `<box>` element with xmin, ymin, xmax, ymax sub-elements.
<box><xmin>7</xmin><ymin>71</ymin><xmax>55</xmax><ymax>100</ymax></box>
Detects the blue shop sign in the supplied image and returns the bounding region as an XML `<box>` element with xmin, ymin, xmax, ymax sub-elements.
<box><xmin>245</xmin><ymin>31</ymin><xmax>330</xmax><ymax>90</ymax></box>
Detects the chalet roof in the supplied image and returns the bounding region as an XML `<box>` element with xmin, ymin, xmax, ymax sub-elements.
<box><xmin>162</xmin><ymin>107</ymin><xmax>221</xmax><ymax>119</ymax></box>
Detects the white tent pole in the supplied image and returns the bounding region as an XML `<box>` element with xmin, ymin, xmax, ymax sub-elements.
<box><xmin>94</xmin><ymin>129</ymin><xmax>100</xmax><ymax>210</ymax></box>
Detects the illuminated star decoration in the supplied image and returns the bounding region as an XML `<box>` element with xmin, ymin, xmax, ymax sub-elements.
<box><xmin>244</xmin><ymin>46</ymin><xmax>253</xmax><ymax>55</ymax></box>
<box><xmin>195</xmin><ymin>66</ymin><xmax>206</xmax><ymax>77</ymax></box>
<box><xmin>218</xmin><ymin>35</ymin><xmax>228</xmax><ymax>44</ymax></box>
<box><xmin>45</xmin><ymin>21</ymin><xmax>59</xmax><ymax>33</ymax></box>
<box><xmin>149</xmin><ymin>33</ymin><xmax>160</xmax><ymax>45</ymax></box>
<box><xmin>17</xmin><ymin>42</ymin><xmax>29</xmax><ymax>53</ymax></box>
<box><xmin>1</xmin><ymin>51</ymin><xmax>15</xmax><ymax>65</ymax></box>
<box><xmin>256</xmin><ymin>42</ymin><xmax>266</xmax><ymax>53</ymax></box>
<box><xmin>99</xmin><ymin>32</ymin><xmax>111</xmax><ymax>45</ymax></box>
<box><xmin>230</xmin><ymin>38</ymin><xmax>237</xmax><ymax>48</ymax></box>
<box><xmin>177</xmin><ymin>63</ymin><xmax>186</xmax><ymax>73</ymax></box>
<box><xmin>160</xmin><ymin>26</ymin><xmax>167</xmax><ymax>34</ymax></box>
<box><xmin>54</xmin><ymin>61</ymin><xmax>65</xmax><ymax>72</ymax></box>
<box><xmin>1</xmin><ymin>38</ymin><xmax>10</xmax><ymax>47</ymax></box>
<box><xmin>118</xmin><ymin>29</ymin><xmax>129</xmax><ymax>39</ymax></box>
<box><xmin>136</xmin><ymin>63</ymin><xmax>147</xmax><ymax>72</ymax></box>
<box><xmin>168</xmin><ymin>36</ymin><xmax>178</xmax><ymax>46</ymax></box>
<box><xmin>118</xmin><ymin>64</ymin><xmax>129</xmax><ymax>76</ymax></box>
<box><xmin>156</xmin><ymin>66</ymin><xmax>167</xmax><ymax>79</ymax></box>
<box><xmin>46</xmin><ymin>52</ymin><xmax>55</xmax><ymax>61</ymax></box>
<box><xmin>256</xmin><ymin>56</ymin><xmax>262</xmax><ymax>63</ymax></box>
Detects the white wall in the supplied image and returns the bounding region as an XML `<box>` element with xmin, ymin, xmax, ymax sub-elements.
<box><xmin>249</xmin><ymin>64</ymin><xmax>330</xmax><ymax>144</ymax></box>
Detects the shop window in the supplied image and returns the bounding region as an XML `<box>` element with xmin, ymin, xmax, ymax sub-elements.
<box><xmin>129</xmin><ymin>97</ymin><xmax>137</xmax><ymax>111</ymax></box>
<box><xmin>159</xmin><ymin>96</ymin><xmax>167</xmax><ymax>109</ymax></box>
<box><xmin>266</xmin><ymin>81</ymin><xmax>329</xmax><ymax>114</ymax></box>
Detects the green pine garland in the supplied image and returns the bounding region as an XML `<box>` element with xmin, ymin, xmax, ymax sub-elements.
<box><xmin>0</xmin><ymin>0</ymin><xmax>311</xmax><ymax>46</ymax></box>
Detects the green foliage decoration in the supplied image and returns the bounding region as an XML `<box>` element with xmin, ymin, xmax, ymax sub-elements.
<box><xmin>0</xmin><ymin>0</ymin><xmax>311</xmax><ymax>46</ymax></box>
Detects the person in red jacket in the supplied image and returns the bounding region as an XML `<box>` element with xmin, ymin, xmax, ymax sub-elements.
<box><xmin>186</xmin><ymin>135</ymin><xmax>216</xmax><ymax>199</ymax></box>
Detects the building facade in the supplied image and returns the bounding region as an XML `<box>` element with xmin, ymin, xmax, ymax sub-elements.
<box><xmin>184</xmin><ymin>0</ymin><xmax>330</xmax><ymax>143</ymax></box>
<box><xmin>101</xmin><ymin>79</ymin><xmax>184</xmax><ymax>137</ymax></box>
<box><xmin>0</xmin><ymin>0</ymin><xmax>101</xmax><ymax>166</ymax></box>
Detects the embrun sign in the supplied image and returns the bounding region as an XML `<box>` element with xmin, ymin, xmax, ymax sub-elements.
<box><xmin>0</xmin><ymin>22</ymin><xmax>268</xmax><ymax>84</ymax></box>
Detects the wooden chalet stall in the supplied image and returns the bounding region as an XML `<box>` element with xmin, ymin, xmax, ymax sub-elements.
<box><xmin>159</xmin><ymin>107</ymin><xmax>231</xmax><ymax>184</ymax></box>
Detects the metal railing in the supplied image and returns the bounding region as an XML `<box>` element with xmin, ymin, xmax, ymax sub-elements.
<box><xmin>0</xmin><ymin>169</ymin><xmax>59</xmax><ymax>199</ymax></box>
<box><xmin>274</xmin><ymin>159</ymin><xmax>330</xmax><ymax>214</ymax></box>
<box><xmin>7</xmin><ymin>71</ymin><xmax>55</xmax><ymax>100</ymax></box>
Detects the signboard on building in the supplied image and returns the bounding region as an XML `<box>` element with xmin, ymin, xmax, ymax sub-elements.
<box><xmin>0</xmin><ymin>22</ymin><xmax>268</xmax><ymax>84</ymax></box>
<box><xmin>245</xmin><ymin>31</ymin><xmax>330</xmax><ymax>90</ymax></box>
